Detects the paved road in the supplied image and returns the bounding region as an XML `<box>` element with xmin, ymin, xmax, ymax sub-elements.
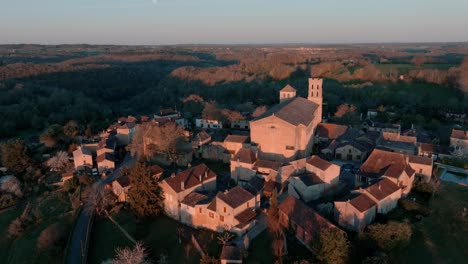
<box><xmin>66</xmin><ymin>153</ymin><xmax>136</xmax><ymax>264</ymax></box>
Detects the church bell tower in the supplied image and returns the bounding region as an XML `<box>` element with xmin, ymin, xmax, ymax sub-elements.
<box><xmin>308</xmin><ymin>78</ymin><xmax>323</xmax><ymax>122</ymax></box>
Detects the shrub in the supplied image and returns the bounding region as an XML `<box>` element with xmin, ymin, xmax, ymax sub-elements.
<box><xmin>364</xmin><ymin>221</ymin><xmax>412</xmax><ymax>252</ymax></box>
<box><xmin>37</xmin><ymin>223</ymin><xmax>67</xmax><ymax>251</ymax></box>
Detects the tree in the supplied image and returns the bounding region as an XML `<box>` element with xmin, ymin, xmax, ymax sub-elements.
<box><xmin>46</xmin><ymin>151</ymin><xmax>69</xmax><ymax>172</ymax></box>
<box><xmin>63</xmin><ymin>120</ymin><xmax>79</xmax><ymax>139</ymax></box>
<box><xmin>458</xmin><ymin>58</ymin><xmax>468</xmax><ymax>92</ymax></box>
<box><xmin>217</xmin><ymin>232</ymin><xmax>235</xmax><ymax>245</ymax></box>
<box><xmin>0</xmin><ymin>176</ymin><xmax>22</xmax><ymax>197</ymax></box>
<box><xmin>202</xmin><ymin>101</ymin><xmax>224</xmax><ymax>120</ymax></box>
<box><xmin>364</xmin><ymin>221</ymin><xmax>412</xmax><ymax>252</ymax></box>
<box><xmin>315</xmin><ymin>228</ymin><xmax>349</xmax><ymax>264</ymax></box>
<box><xmin>411</xmin><ymin>55</ymin><xmax>426</xmax><ymax>67</ymax></box>
<box><xmin>127</xmin><ymin>162</ymin><xmax>164</xmax><ymax>218</ymax></box>
<box><xmin>267</xmin><ymin>189</ymin><xmax>284</xmax><ymax>262</ymax></box>
<box><xmin>37</xmin><ymin>223</ymin><xmax>67</xmax><ymax>251</ymax></box>
<box><xmin>112</xmin><ymin>242</ymin><xmax>151</xmax><ymax>264</ymax></box>
<box><xmin>0</xmin><ymin>139</ymin><xmax>33</xmax><ymax>173</ymax></box>
<box><xmin>133</xmin><ymin>122</ymin><xmax>186</xmax><ymax>164</ymax></box>
<box><xmin>252</xmin><ymin>106</ymin><xmax>267</xmax><ymax>118</ymax></box>
<box><xmin>40</xmin><ymin>124</ymin><xmax>65</xmax><ymax>148</ymax></box>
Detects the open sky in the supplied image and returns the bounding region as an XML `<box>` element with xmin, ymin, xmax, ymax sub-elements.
<box><xmin>1</xmin><ymin>0</ymin><xmax>467</xmax><ymax>45</ymax></box>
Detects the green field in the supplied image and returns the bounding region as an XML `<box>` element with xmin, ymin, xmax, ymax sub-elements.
<box><xmin>88</xmin><ymin>210</ymin><xmax>218</xmax><ymax>263</ymax></box>
<box><xmin>389</xmin><ymin>183</ymin><xmax>468</xmax><ymax>264</ymax></box>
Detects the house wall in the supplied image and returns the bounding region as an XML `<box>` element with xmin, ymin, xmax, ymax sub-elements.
<box><xmin>335</xmin><ymin>145</ymin><xmax>364</xmax><ymax>162</ymax></box>
<box><xmin>230</xmin><ymin>161</ymin><xmax>256</xmax><ymax>183</ymax></box>
<box><xmin>112</xmin><ymin>182</ymin><xmax>129</xmax><ymax>202</ymax></box>
<box><xmin>224</xmin><ymin>141</ymin><xmax>244</xmax><ymax>156</ymax></box>
<box><xmin>98</xmin><ymin>160</ymin><xmax>115</xmax><ymax>173</ymax></box>
<box><xmin>73</xmin><ymin>155</ymin><xmax>93</xmax><ymax>170</ymax></box>
<box><xmin>305</xmin><ymin>164</ymin><xmax>340</xmax><ymax>183</ymax></box>
<box><xmin>196</xmin><ymin>119</ymin><xmax>223</xmax><ymax>129</ymax></box>
<box><xmin>334</xmin><ymin>201</ymin><xmax>376</xmax><ymax>231</ymax></box>
<box><xmin>364</xmin><ymin>188</ymin><xmax>402</xmax><ymax>214</ymax></box>
<box><xmin>409</xmin><ymin>162</ymin><xmax>433</xmax><ymax>183</ymax></box>
<box><xmin>450</xmin><ymin>138</ymin><xmax>468</xmax><ymax>156</ymax></box>
<box><xmin>97</xmin><ymin>147</ymin><xmax>114</xmax><ymax>157</ymax></box>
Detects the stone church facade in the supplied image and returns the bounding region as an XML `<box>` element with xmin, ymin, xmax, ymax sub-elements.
<box><xmin>250</xmin><ymin>78</ymin><xmax>323</xmax><ymax>161</ymax></box>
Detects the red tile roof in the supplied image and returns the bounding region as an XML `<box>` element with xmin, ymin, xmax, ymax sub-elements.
<box><xmin>217</xmin><ymin>186</ymin><xmax>254</xmax><ymax>209</ymax></box>
<box><xmin>150</xmin><ymin>165</ymin><xmax>164</xmax><ymax>176</ymax></box>
<box><xmin>234</xmin><ymin>208</ymin><xmax>257</xmax><ymax>227</ymax></box>
<box><xmin>224</xmin><ymin>135</ymin><xmax>249</xmax><ymax>143</ymax></box>
<box><xmin>382</xmin><ymin>132</ymin><xmax>417</xmax><ymax>144</ymax></box>
<box><xmin>279</xmin><ymin>196</ymin><xmax>339</xmax><ymax>236</ymax></box>
<box><xmin>116</xmin><ymin>175</ymin><xmax>130</xmax><ymax>188</ymax></box>
<box><xmin>349</xmin><ymin>193</ymin><xmax>377</xmax><ymax>213</ymax></box>
<box><xmin>163</xmin><ymin>164</ymin><xmax>216</xmax><ymax>193</ymax></box>
<box><xmin>254</xmin><ymin>160</ymin><xmax>282</xmax><ymax>171</ymax></box>
<box><xmin>364</xmin><ymin>178</ymin><xmax>401</xmax><ymax>201</ymax></box>
<box><xmin>408</xmin><ymin>156</ymin><xmax>433</xmax><ymax>166</ymax></box>
<box><xmin>316</xmin><ymin>123</ymin><xmax>348</xmax><ymax>140</ymax></box>
<box><xmin>451</xmin><ymin>129</ymin><xmax>468</xmax><ymax>140</ymax></box>
<box><xmin>358</xmin><ymin>149</ymin><xmax>414</xmax><ymax>179</ymax></box>
<box><xmin>181</xmin><ymin>192</ymin><xmax>209</xmax><ymax>207</ymax></box>
<box><xmin>306</xmin><ymin>155</ymin><xmax>332</xmax><ymax>171</ymax></box>
<box><xmin>232</xmin><ymin>148</ymin><xmax>257</xmax><ymax>164</ymax></box>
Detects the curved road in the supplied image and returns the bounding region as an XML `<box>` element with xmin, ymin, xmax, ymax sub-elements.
<box><xmin>66</xmin><ymin>153</ymin><xmax>135</xmax><ymax>264</ymax></box>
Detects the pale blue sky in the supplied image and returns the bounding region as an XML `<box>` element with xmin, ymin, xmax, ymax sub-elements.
<box><xmin>0</xmin><ymin>0</ymin><xmax>467</xmax><ymax>44</ymax></box>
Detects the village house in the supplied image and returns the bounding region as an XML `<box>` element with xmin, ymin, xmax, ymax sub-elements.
<box><xmin>418</xmin><ymin>143</ymin><xmax>451</xmax><ymax>160</ymax></box>
<box><xmin>96</xmin><ymin>135</ymin><xmax>117</xmax><ymax>157</ymax></box>
<box><xmin>377</xmin><ymin>131</ymin><xmax>417</xmax><ymax>155</ymax></box>
<box><xmin>231</xmin><ymin>119</ymin><xmax>250</xmax><ymax>130</ymax></box>
<box><xmin>315</xmin><ymin>123</ymin><xmax>348</xmax><ymax>143</ymax></box>
<box><xmin>231</xmin><ymin>148</ymin><xmax>258</xmax><ymax>184</ymax></box>
<box><xmin>249</xmin><ymin>78</ymin><xmax>323</xmax><ymax>162</ymax></box>
<box><xmin>358</xmin><ymin>178</ymin><xmax>402</xmax><ymax>214</ymax></box>
<box><xmin>334</xmin><ymin>192</ymin><xmax>377</xmax><ymax>231</ymax></box>
<box><xmin>278</xmin><ymin>196</ymin><xmax>342</xmax><ymax>252</ymax></box>
<box><xmin>150</xmin><ymin>165</ymin><xmax>164</xmax><ymax>181</ymax></box>
<box><xmin>224</xmin><ymin>135</ymin><xmax>249</xmax><ymax>156</ymax></box>
<box><xmin>196</xmin><ymin>118</ymin><xmax>223</xmax><ymax>129</ymax></box>
<box><xmin>154</xmin><ymin>109</ymin><xmax>188</xmax><ymax>128</ymax></box>
<box><xmin>357</xmin><ymin>149</ymin><xmax>416</xmax><ymax>195</ymax></box>
<box><xmin>116</xmin><ymin>122</ymin><xmax>137</xmax><ymax>146</ymax></box>
<box><xmin>220</xmin><ymin>245</ymin><xmax>243</xmax><ymax>264</ymax></box>
<box><xmin>159</xmin><ymin>164</ymin><xmax>217</xmax><ymax>219</ymax></box>
<box><xmin>192</xmin><ymin>131</ymin><xmax>211</xmax><ymax>148</ymax></box>
<box><xmin>450</xmin><ymin>129</ymin><xmax>468</xmax><ymax>157</ymax></box>
<box><xmin>97</xmin><ymin>152</ymin><xmax>115</xmax><ymax>174</ymax></box>
<box><xmin>112</xmin><ymin>175</ymin><xmax>130</xmax><ymax>202</ymax></box>
<box><xmin>288</xmin><ymin>156</ymin><xmax>340</xmax><ymax>202</ymax></box>
<box><xmin>334</xmin><ymin>140</ymin><xmax>373</xmax><ymax>162</ymax></box>
<box><xmin>408</xmin><ymin>156</ymin><xmax>433</xmax><ymax>182</ymax></box>
<box><xmin>362</xmin><ymin>119</ymin><xmax>400</xmax><ymax>134</ymax></box>
<box><xmin>179</xmin><ymin>186</ymin><xmax>258</xmax><ymax>235</ymax></box>
<box><xmin>72</xmin><ymin>146</ymin><xmax>93</xmax><ymax>170</ymax></box>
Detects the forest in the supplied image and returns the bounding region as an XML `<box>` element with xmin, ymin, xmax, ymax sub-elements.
<box><xmin>0</xmin><ymin>43</ymin><xmax>467</xmax><ymax>139</ymax></box>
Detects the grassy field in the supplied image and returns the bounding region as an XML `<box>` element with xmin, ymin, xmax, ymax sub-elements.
<box><xmin>88</xmin><ymin>210</ymin><xmax>214</xmax><ymax>263</ymax></box>
<box><xmin>388</xmin><ymin>183</ymin><xmax>468</xmax><ymax>264</ymax></box>
<box><xmin>0</xmin><ymin>191</ymin><xmax>73</xmax><ymax>264</ymax></box>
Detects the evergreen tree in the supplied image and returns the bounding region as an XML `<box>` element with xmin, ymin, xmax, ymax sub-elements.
<box><xmin>0</xmin><ymin>139</ymin><xmax>33</xmax><ymax>173</ymax></box>
<box><xmin>127</xmin><ymin>162</ymin><xmax>164</xmax><ymax>218</ymax></box>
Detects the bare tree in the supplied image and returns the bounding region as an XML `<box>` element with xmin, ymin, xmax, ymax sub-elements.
<box><xmin>252</xmin><ymin>106</ymin><xmax>267</xmax><ymax>118</ymax></box>
<box><xmin>217</xmin><ymin>232</ymin><xmax>235</xmax><ymax>245</ymax></box>
<box><xmin>0</xmin><ymin>176</ymin><xmax>23</xmax><ymax>197</ymax></box>
<box><xmin>46</xmin><ymin>151</ymin><xmax>69</xmax><ymax>172</ymax></box>
<box><xmin>113</xmin><ymin>242</ymin><xmax>151</xmax><ymax>264</ymax></box>
<box><xmin>459</xmin><ymin>58</ymin><xmax>468</xmax><ymax>92</ymax></box>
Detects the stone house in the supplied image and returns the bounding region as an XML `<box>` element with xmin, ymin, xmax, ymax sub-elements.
<box><xmin>362</xmin><ymin>119</ymin><xmax>400</xmax><ymax>134</ymax></box>
<box><xmin>179</xmin><ymin>186</ymin><xmax>258</xmax><ymax>236</ymax></box>
<box><xmin>334</xmin><ymin>192</ymin><xmax>377</xmax><ymax>231</ymax></box>
<box><xmin>224</xmin><ymin>135</ymin><xmax>249</xmax><ymax>156</ymax></box>
<box><xmin>116</xmin><ymin>122</ymin><xmax>136</xmax><ymax>146</ymax></box>
<box><xmin>288</xmin><ymin>156</ymin><xmax>340</xmax><ymax>202</ymax></box>
<box><xmin>112</xmin><ymin>175</ymin><xmax>131</xmax><ymax>202</ymax></box>
<box><xmin>220</xmin><ymin>245</ymin><xmax>243</xmax><ymax>264</ymax></box>
<box><xmin>450</xmin><ymin>129</ymin><xmax>468</xmax><ymax>157</ymax></box>
<box><xmin>408</xmin><ymin>156</ymin><xmax>433</xmax><ymax>182</ymax></box>
<box><xmin>231</xmin><ymin>148</ymin><xmax>258</xmax><ymax>184</ymax></box>
<box><xmin>97</xmin><ymin>152</ymin><xmax>115</xmax><ymax>174</ymax></box>
<box><xmin>334</xmin><ymin>141</ymin><xmax>373</xmax><ymax>162</ymax></box>
<box><xmin>278</xmin><ymin>196</ymin><xmax>341</xmax><ymax>252</ymax></box>
<box><xmin>195</xmin><ymin>118</ymin><xmax>223</xmax><ymax>129</ymax></box>
<box><xmin>357</xmin><ymin>149</ymin><xmax>416</xmax><ymax>195</ymax></box>
<box><xmin>160</xmin><ymin>164</ymin><xmax>217</xmax><ymax>219</ymax></box>
<box><xmin>315</xmin><ymin>123</ymin><xmax>348</xmax><ymax>143</ymax></box>
<box><xmin>377</xmin><ymin>132</ymin><xmax>417</xmax><ymax>155</ymax></box>
<box><xmin>72</xmin><ymin>147</ymin><xmax>93</xmax><ymax>170</ymax></box>
<box><xmin>418</xmin><ymin>143</ymin><xmax>451</xmax><ymax>160</ymax></box>
<box><xmin>192</xmin><ymin>131</ymin><xmax>211</xmax><ymax>148</ymax></box>
<box><xmin>358</xmin><ymin>178</ymin><xmax>402</xmax><ymax>214</ymax></box>
<box><xmin>249</xmin><ymin>78</ymin><xmax>323</xmax><ymax>162</ymax></box>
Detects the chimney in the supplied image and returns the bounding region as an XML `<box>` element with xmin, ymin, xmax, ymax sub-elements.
<box><xmin>378</xmin><ymin>184</ymin><xmax>381</xmax><ymax>190</ymax></box>
<box><xmin>199</xmin><ymin>174</ymin><xmax>202</xmax><ymax>182</ymax></box>
<box><xmin>205</xmin><ymin>170</ymin><xmax>208</xmax><ymax>179</ymax></box>
<box><xmin>181</xmin><ymin>181</ymin><xmax>185</xmax><ymax>190</ymax></box>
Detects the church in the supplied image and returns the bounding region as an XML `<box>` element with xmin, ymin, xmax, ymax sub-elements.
<box><xmin>250</xmin><ymin>78</ymin><xmax>323</xmax><ymax>161</ymax></box>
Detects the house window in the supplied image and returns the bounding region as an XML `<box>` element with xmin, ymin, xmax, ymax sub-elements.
<box><xmin>247</xmin><ymin>202</ymin><xmax>250</xmax><ymax>207</ymax></box>
<box><xmin>199</xmin><ymin>208</ymin><xmax>202</xmax><ymax>213</ymax></box>
<box><xmin>349</xmin><ymin>149</ymin><xmax>352</xmax><ymax>153</ymax></box>
<box><xmin>220</xmin><ymin>215</ymin><xmax>224</xmax><ymax>222</ymax></box>
<box><xmin>209</xmin><ymin>212</ymin><xmax>214</xmax><ymax>218</ymax></box>
<box><xmin>419</xmin><ymin>169</ymin><xmax>423</xmax><ymax>173</ymax></box>
<box><xmin>286</xmin><ymin>146</ymin><xmax>295</xmax><ymax>150</ymax></box>
<box><xmin>223</xmin><ymin>207</ymin><xmax>226</xmax><ymax>213</ymax></box>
